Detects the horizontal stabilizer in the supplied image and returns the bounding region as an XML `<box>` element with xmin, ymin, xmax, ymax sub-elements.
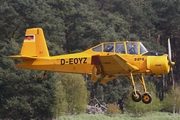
<box><xmin>9</xmin><ymin>55</ymin><xmax>37</xmax><ymax>59</ymax></box>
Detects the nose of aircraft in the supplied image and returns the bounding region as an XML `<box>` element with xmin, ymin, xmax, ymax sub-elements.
<box><xmin>147</xmin><ymin>55</ymin><xmax>173</xmax><ymax>75</ymax></box>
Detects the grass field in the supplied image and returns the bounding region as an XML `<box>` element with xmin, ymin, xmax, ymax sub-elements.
<box><xmin>58</xmin><ymin>112</ymin><xmax>180</xmax><ymax>120</ymax></box>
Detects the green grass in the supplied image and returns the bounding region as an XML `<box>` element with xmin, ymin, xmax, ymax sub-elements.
<box><xmin>58</xmin><ymin>112</ymin><xmax>180</xmax><ymax>120</ymax></box>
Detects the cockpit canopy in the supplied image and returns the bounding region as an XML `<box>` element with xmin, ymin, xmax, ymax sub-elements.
<box><xmin>91</xmin><ymin>41</ymin><xmax>148</xmax><ymax>55</ymax></box>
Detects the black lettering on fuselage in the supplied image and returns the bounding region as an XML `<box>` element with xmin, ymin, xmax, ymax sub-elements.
<box><xmin>69</xmin><ymin>58</ymin><xmax>73</xmax><ymax>64</ymax></box>
<box><xmin>60</xmin><ymin>59</ymin><xmax>65</xmax><ymax>65</ymax></box>
<box><xmin>60</xmin><ymin>57</ymin><xmax>87</xmax><ymax>65</ymax></box>
<box><xmin>83</xmin><ymin>57</ymin><xmax>87</xmax><ymax>64</ymax></box>
<box><xmin>134</xmin><ymin>58</ymin><xmax>145</xmax><ymax>61</ymax></box>
<box><xmin>74</xmin><ymin>58</ymin><xmax>78</xmax><ymax>64</ymax></box>
<box><xmin>79</xmin><ymin>58</ymin><xmax>83</xmax><ymax>64</ymax></box>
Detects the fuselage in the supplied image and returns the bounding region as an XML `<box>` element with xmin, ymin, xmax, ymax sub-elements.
<box><xmin>16</xmin><ymin>41</ymin><xmax>170</xmax><ymax>76</ymax></box>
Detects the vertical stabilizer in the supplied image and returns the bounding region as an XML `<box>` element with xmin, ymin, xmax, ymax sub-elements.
<box><xmin>20</xmin><ymin>28</ymin><xmax>49</xmax><ymax>57</ymax></box>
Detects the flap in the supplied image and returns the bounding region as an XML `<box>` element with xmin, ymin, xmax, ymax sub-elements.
<box><xmin>100</xmin><ymin>75</ymin><xmax>117</xmax><ymax>84</ymax></box>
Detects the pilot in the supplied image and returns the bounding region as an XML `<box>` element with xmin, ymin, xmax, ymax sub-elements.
<box><xmin>129</xmin><ymin>44</ymin><xmax>136</xmax><ymax>54</ymax></box>
<box><xmin>105</xmin><ymin>45</ymin><xmax>113</xmax><ymax>52</ymax></box>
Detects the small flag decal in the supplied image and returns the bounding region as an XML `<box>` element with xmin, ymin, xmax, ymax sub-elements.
<box><xmin>24</xmin><ymin>35</ymin><xmax>35</xmax><ymax>42</ymax></box>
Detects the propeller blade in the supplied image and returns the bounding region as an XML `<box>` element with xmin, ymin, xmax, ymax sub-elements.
<box><xmin>167</xmin><ymin>38</ymin><xmax>175</xmax><ymax>66</ymax></box>
<box><xmin>171</xmin><ymin>67</ymin><xmax>175</xmax><ymax>90</ymax></box>
<box><xmin>168</xmin><ymin>38</ymin><xmax>172</xmax><ymax>62</ymax></box>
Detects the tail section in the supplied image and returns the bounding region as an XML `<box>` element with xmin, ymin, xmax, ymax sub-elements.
<box><xmin>10</xmin><ymin>28</ymin><xmax>49</xmax><ymax>59</ymax></box>
<box><xmin>21</xmin><ymin>28</ymin><xmax>49</xmax><ymax>57</ymax></box>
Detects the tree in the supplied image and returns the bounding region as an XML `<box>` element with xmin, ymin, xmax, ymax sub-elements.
<box><xmin>0</xmin><ymin>39</ymin><xmax>56</xmax><ymax>119</ymax></box>
<box><xmin>162</xmin><ymin>85</ymin><xmax>180</xmax><ymax>114</ymax></box>
<box><xmin>103</xmin><ymin>77</ymin><xmax>131</xmax><ymax>104</ymax></box>
<box><xmin>59</xmin><ymin>73</ymin><xmax>88</xmax><ymax>114</ymax></box>
<box><xmin>47</xmin><ymin>0</ymin><xmax>130</xmax><ymax>53</ymax></box>
<box><xmin>111</xmin><ymin>0</ymin><xmax>158</xmax><ymax>41</ymax></box>
<box><xmin>52</xmin><ymin>73</ymin><xmax>68</xmax><ymax>117</ymax></box>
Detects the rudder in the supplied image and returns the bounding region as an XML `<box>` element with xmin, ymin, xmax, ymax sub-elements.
<box><xmin>20</xmin><ymin>28</ymin><xmax>49</xmax><ymax>57</ymax></box>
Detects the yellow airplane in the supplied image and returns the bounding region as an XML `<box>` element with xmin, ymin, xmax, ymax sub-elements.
<box><xmin>10</xmin><ymin>28</ymin><xmax>175</xmax><ymax>104</ymax></box>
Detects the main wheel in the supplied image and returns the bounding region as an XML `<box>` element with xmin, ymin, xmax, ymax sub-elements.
<box><xmin>142</xmin><ymin>93</ymin><xmax>152</xmax><ymax>104</ymax></box>
<box><xmin>131</xmin><ymin>91</ymin><xmax>142</xmax><ymax>102</ymax></box>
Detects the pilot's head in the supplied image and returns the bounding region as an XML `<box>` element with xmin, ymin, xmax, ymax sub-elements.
<box><xmin>131</xmin><ymin>44</ymin><xmax>134</xmax><ymax>47</ymax></box>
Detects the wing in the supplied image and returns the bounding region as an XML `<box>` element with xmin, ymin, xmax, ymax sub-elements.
<box><xmin>91</xmin><ymin>54</ymin><xmax>139</xmax><ymax>83</ymax></box>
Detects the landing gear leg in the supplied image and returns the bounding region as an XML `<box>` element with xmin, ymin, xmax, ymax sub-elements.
<box><xmin>138</xmin><ymin>74</ymin><xmax>152</xmax><ymax>104</ymax></box>
<box><xmin>130</xmin><ymin>72</ymin><xmax>142</xmax><ymax>102</ymax></box>
<box><xmin>37</xmin><ymin>71</ymin><xmax>48</xmax><ymax>83</ymax></box>
<box><xmin>139</xmin><ymin>74</ymin><xmax>147</xmax><ymax>93</ymax></box>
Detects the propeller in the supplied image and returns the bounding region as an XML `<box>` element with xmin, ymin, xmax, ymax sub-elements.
<box><xmin>159</xmin><ymin>38</ymin><xmax>175</xmax><ymax>100</ymax></box>
<box><xmin>167</xmin><ymin>38</ymin><xmax>175</xmax><ymax>90</ymax></box>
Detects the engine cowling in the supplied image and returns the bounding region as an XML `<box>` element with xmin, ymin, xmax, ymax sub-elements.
<box><xmin>147</xmin><ymin>55</ymin><xmax>170</xmax><ymax>75</ymax></box>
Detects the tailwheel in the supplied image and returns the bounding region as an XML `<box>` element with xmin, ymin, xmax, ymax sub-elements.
<box><xmin>142</xmin><ymin>93</ymin><xmax>152</xmax><ymax>104</ymax></box>
<box><xmin>131</xmin><ymin>91</ymin><xmax>142</xmax><ymax>102</ymax></box>
<box><xmin>36</xmin><ymin>71</ymin><xmax>48</xmax><ymax>83</ymax></box>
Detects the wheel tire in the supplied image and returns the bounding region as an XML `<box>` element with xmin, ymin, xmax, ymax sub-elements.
<box><xmin>131</xmin><ymin>91</ymin><xmax>142</xmax><ymax>102</ymax></box>
<box><xmin>142</xmin><ymin>93</ymin><xmax>152</xmax><ymax>104</ymax></box>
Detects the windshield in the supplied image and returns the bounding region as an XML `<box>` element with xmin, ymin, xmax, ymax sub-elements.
<box><xmin>92</xmin><ymin>44</ymin><xmax>102</xmax><ymax>52</ymax></box>
<box><xmin>140</xmin><ymin>43</ymin><xmax>148</xmax><ymax>54</ymax></box>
